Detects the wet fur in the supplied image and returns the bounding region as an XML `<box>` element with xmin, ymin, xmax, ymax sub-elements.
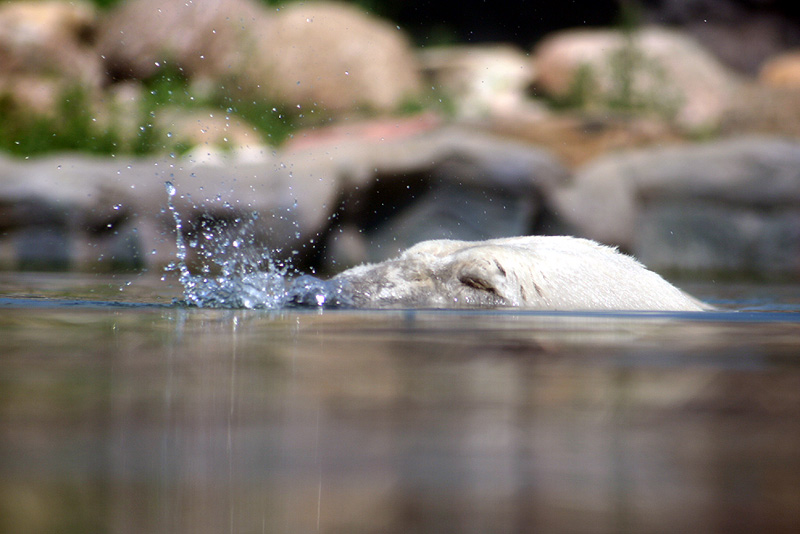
<box><xmin>333</xmin><ymin>236</ymin><xmax>708</xmax><ymax>311</ymax></box>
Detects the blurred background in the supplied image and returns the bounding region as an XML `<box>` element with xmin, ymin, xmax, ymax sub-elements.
<box><xmin>2</xmin><ymin>0</ymin><xmax>800</xmax><ymax>277</ymax></box>
<box><xmin>4</xmin><ymin>4</ymin><xmax>800</xmax><ymax>534</ymax></box>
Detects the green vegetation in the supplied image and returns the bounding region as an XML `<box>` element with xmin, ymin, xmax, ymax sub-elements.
<box><xmin>0</xmin><ymin>0</ymin><xmax>453</xmax><ymax>157</ymax></box>
<box><xmin>0</xmin><ymin>60</ymin><xmax>452</xmax><ymax>157</ymax></box>
<box><xmin>0</xmin><ymin>66</ymin><xmax>305</xmax><ymax>157</ymax></box>
<box><xmin>0</xmin><ymin>86</ymin><xmax>121</xmax><ymax>156</ymax></box>
<box><xmin>546</xmin><ymin>35</ymin><xmax>682</xmax><ymax>120</ymax></box>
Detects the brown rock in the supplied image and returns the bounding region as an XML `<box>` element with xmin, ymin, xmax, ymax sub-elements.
<box><xmin>721</xmin><ymin>83</ymin><xmax>800</xmax><ymax>139</ymax></box>
<box><xmin>257</xmin><ymin>2</ymin><xmax>422</xmax><ymax>112</ymax></box>
<box><xmin>0</xmin><ymin>75</ymin><xmax>64</xmax><ymax>116</ymax></box>
<box><xmin>0</xmin><ymin>0</ymin><xmax>103</xmax><ymax>119</ymax></box>
<box><xmin>97</xmin><ymin>0</ymin><xmax>268</xmax><ymax>82</ymax></box>
<box><xmin>759</xmin><ymin>50</ymin><xmax>800</xmax><ymax>89</ymax></box>
<box><xmin>155</xmin><ymin>108</ymin><xmax>263</xmax><ymax>152</ymax></box>
<box><xmin>418</xmin><ymin>44</ymin><xmax>536</xmax><ymax>119</ymax></box>
<box><xmin>532</xmin><ymin>26</ymin><xmax>741</xmax><ymax>131</ymax></box>
<box><xmin>483</xmin><ymin>112</ymin><xmax>682</xmax><ymax>168</ymax></box>
<box><xmin>0</xmin><ymin>0</ymin><xmax>101</xmax><ymax>86</ymax></box>
<box><xmin>97</xmin><ymin>0</ymin><xmax>422</xmax><ymax>114</ymax></box>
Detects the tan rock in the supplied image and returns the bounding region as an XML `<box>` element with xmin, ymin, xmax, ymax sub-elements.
<box><xmin>97</xmin><ymin>0</ymin><xmax>269</xmax><ymax>82</ymax></box>
<box><xmin>0</xmin><ymin>0</ymin><xmax>102</xmax><ymax>87</ymax></box>
<box><xmin>419</xmin><ymin>44</ymin><xmax>536</xmax><ymax>119</ymax></box>
<box><xmin>721</xmin><ymin>83</ymin><xmax>800</xmax><ymax>138</ymax></box>
<box><xmin>258</xmin><ymin>2</ymin><xmax>421</xmax><ymax>112</ymax></box>
<box><xmin>155</xmin><ymin>108</ymin><xmax>262</xmax><ymax>152</ymax></box>
<box><xmin>97</xmin><ymin>0</ymin><xmax>422</xmax><ymax>114</ymax></box>
<box><xmin>0</xmin><ymin>75</ymin><xmax>63</xmax><ymax>116</ymax></box>
<box><xmin>484</xmin><ymin>112</ymin><xmax>681</xmax><ymax>168</ymax></box>
<box><xmin>533</xmin><ymin>26</ymin><xmax>741</xmax><ymax>131</ymax></box>
<box><xmin>759</xmin><ymin>50</ymin><xmax>800</xmax><ymax>89</ymax></box>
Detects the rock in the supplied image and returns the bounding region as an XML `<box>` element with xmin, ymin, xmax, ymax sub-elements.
<box><xmin>483</xmin><ymin>112</ymin><xmax>681</xmax><ymax>168</ymax></box>
<box><xmin>0</xmin><ymin>154</ymin><xmax>170</xmax><ymax>271</ymax></box>
<box><xmin>0</xmin><ymin>121</ymin><xmax>569</xmax><ymax>274</ymax></box>
<box><xmin>554</xmin><ymin>136</ymin><xmax>800</xmax><ymax>276</ymax></box>
<box><xmin>97</xmin><ymin>0</ymin><xmax>422</xmax><ymax>113</ymax></box>
<box><xmin>640</xmin><ymin>0</ymin><xmax>800</xmax><ymax>75</ymax></box>
<box><xmin>759</xmin><ymin>50</ymin><xmax>800</xmax><ymax>88</ymax></box>
<box><xmin>721</xmin><ymin>83</ymin><xmax>800</xmax><ymax>139</ymax></box>
<box><xmin>3</xmin><ymin>126</ymin><xmax>799</xmax><ymax>280</ymax></box>
<box><xmin>154</xmin><ymin>108</ymin><xmax>264</xmax><ymax>151</ymax></box>
<box><xmin>286</xmin><ymin>122</ymin><xmax>571</xmax><ymax>269</ymax></box>
<box><xmin>332</xmin><ymin>235</ymin><xmax>707</xmax><ymax>310</ymax></box>
<box><xmin>532</xmin><ymin>26</ymin><xmax>741</xmax><ymax>131</ymax></box>
<box><xmin>97</xmin><ymin>0</ymin><xmax>267</xmax><ymax>83</ymax></box>
<box><xmin>258</xmin><ymin>2</ymin><xmax>422</xmax><ymax>112</ymax></box>
<box><xmin>0</xmin><ymin>75</ymin><xmax>64</xmax><ymax>117</ymax></box>
<box><xmin>0</xmin><ymin>0</ymin><xmax>104</xmax><ymax>116</ymax></box>
<box><xmin>0</xmin><ymin>0</ymin><xmax>102</xmax><ymax>87</ymax></box>
<box><xmin>418</xmin><ymin>44</ymin><xmax>538</xmax><ymax>119</ymax></box>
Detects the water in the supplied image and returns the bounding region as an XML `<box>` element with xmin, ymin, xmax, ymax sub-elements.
<box><xmin>1</xmin><ymin>190</ymin><xmax>800</xmax><ymax>532</ymax></box>
<box><xmin>1</xmin><ymin>271</ymin><xmax>800</xmax><ymax>533</ymax></box>
<box><xmin>163</xmin><ymin>181</ymin><xmax>351</xmax><ymax>309</ymax></box>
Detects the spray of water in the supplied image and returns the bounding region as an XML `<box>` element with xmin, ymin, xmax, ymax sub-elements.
<box><xmin>164</xmin><ymin>181</ymin><xmax>353</xmax><ymax>309</ymax></box>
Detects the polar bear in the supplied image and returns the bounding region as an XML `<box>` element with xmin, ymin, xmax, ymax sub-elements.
<box><xmin>326</xmin><ymin>235</ymin><xmax>708</xmax><ymax>311</ymax></box>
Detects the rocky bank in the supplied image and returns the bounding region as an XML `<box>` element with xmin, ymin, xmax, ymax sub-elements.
<box><xmin>2</xmin><ymin>0</ymin><xmax>800</xmax><ymax>279</ymax></box>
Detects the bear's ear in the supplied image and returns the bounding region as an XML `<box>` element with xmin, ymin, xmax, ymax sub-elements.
<box><xmin>456</xmin><ymin>257</ymin><xmax>507</xmax><ymax>296</ymax></box>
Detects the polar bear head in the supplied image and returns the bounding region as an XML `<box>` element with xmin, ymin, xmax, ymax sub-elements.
<box><xmin>331</xmin><ymin>236</ymin><xmax>707</xmax><ymax>311</ymax></box>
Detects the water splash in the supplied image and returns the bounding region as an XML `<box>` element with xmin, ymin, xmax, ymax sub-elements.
<box><xmin>164</xmin><ymin>181</ymin><xmax>352</xmax><ymax>309</ymax></box>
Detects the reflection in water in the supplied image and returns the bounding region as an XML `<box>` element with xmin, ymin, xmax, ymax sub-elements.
<box><xmin>1</xmin><ymin>292</ymin><xmax>800</xmax><ymax>533</ymax></box>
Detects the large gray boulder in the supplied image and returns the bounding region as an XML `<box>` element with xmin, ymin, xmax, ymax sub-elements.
<box><xmin>0</xmin><ymin>123</ymin><xmax>569</xmax><ymax>273</ymax></box>
<box><xmin>555</xmin><ymin>136</ymin><xmax>800</xmax><ymax>276</ymax></box>
<box><xmin>277</xmin><ymin>122</ymin><xmax>570</xmax><ymax>270</ymax></box>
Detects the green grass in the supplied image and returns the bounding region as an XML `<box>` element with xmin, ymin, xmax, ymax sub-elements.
<box><xmin>0</xmin><ymin>66</ymin><xmax>305</xmax><ymax>157</ymax></box>
<box><xmin>0</xmin><ymin>86</ymin><xmax>121</xmax><ymax>156</ymax></box>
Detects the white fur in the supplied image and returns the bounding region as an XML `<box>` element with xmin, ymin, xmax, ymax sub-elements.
<box><xmin>333</xmin><ymin>236</ymin><xmax>708</xmax><ymax>311</ymax></box>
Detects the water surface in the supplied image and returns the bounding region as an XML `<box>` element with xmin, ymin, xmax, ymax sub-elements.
<box><xmin>1</xmin><ymin>273</ymin><xmax>800</xmax><ymax>533</ymax></box>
